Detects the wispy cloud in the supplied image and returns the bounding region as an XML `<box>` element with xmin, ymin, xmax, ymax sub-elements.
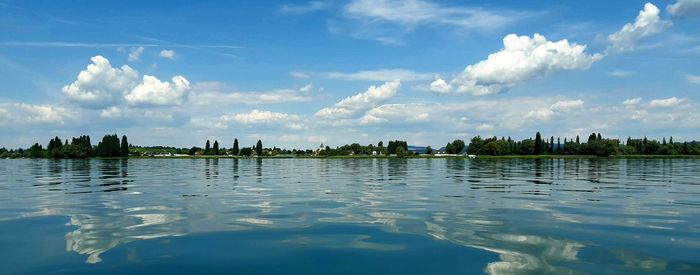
<box><xmin>608</xmin><ymin>70</ymin><xmax>636</xmax><ymax>77</ymax></box>
<box><xmin>687</xmin><ymin>74</ymin><xmax>700</xmax><ymax>84</ymax></box>
<box><xmin>344</xmin><ymin>0</ymin><xmax>534</xmax><ymax>30</ymax></box>
<box><xmin>326</xmin><ymin>69</ymin><xmax>432</xmax><ymax>81</ymax></box>
<box><xmin>0</xmin><ymin>41</ymin><xmax>244</xmax><ymax>49</ymax></box>
<box><xmin>278</xmin><ymin>1</ymin><xmax>330</xmax><ymax>15</ymax></box>
<box><xmin>333</xmin><ymin>0</ymin><xmax>538</xmax><ymax>45</ymax></box>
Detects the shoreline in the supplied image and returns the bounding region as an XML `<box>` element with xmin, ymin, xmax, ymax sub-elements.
<box><xmin>4</xmin><ymin>154</ymin><xmax>700</xmax><ymax>160</ymax></box>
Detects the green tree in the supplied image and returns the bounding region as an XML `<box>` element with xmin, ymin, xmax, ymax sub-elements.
<box><xmin>520</xmin><ymin>139</ymin><xmax>535</xmax><ymax>155</ymax></box>
<box><xmin>240</xmin><ymin>147</ymin><xmax>253</xmax><ymax>156</ymax></box>
<box><xmin>467</xmin><ymin>136</ymin><xmax>484</xmax><ymax>155</ymax></box>
<box><xmin>205</xmin><ymin>140</ymin><xmax>211</xmax><ymax>155</ymax></box>
<box><xmin>96</xmin><ymin>134</ymin><xmax>121</xmax><ymax>157</ymax></box>
<box><xmin>451</xmin><ymin>139</ymin><xmax>465</xmax><ymax>154</ymax></box>
<box><xmin>425</xmin><ymin>146</ymin><xmax>433</xmax><ymax>155</ymax></box>
<box><xmin>121</xmin><ymin>135</ymin><xmax>129</xmax><ymax>157</ymax></box>
<box><xmin>534</xmin><ymin>132</ymin><xmax>543</xmax><ymax>155</ymax></box>
<box><xmin>484</xmin><ymin>139</ymin><xmax>509</xmax><ymax>155</ymax></box>
<box><xmin>188</xmin><ymin>146</ymin><xmax>202</xmax><ymax>155</ymax></box>
<box><xmin>395</xmin><ymin>146</ymin><xmax>407</xmax><ymax>158</ymax></box>
<box><xmin>213</xmin><ymin>140</ymin><xmax>220</xmax><ymax>155</ymax></box>
<box><xmin>256</xmin><ymin>140</ymin><xmax>263</xmax><ymax>156</ymax></box>
<box><xmin>232</xmin><ymin>138</ymin><xmax>239</xmax><ymax>155</ymax></box>
<box><xmin>28</xmin><ymin>143</ymin><xmax>44</xmax><ymax>158</ymax></box>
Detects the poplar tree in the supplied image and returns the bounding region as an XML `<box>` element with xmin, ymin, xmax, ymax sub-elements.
<box><xmin>256</xmin><ymin>140</ymin><xmax>263</xmax><ymax>156</ymax></box>
<box><xmin>232</xmin><ymin>138</ymin><xmax>239</xmax><ymax>155</ymax></box>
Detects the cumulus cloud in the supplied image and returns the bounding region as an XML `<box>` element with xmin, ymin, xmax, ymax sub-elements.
<box><xmin>667</xmin><ymin>0</ymin><xmax>700</xmax><ymax>17</ymax></box>
<box><xmin>315</xmin><ymin>80</ymin><xmax>400</xmax><ymax>119</ymax></box>
<box><xmin>62</xmin><ymin>56</ymin><xmax>138</xmax><ymax>108</ymax></box>
<box><xmin>649</xmin><ymin>96</ymin><xmax>683</xmax><ymax>107</ymax></box>
<box><xmin>63</xmin><ymin>55</ymin><xmax>192</xmax><ymax>108</ymax></box>
<box><xmin>524</xmin><ymin>109</ymin><xmax>555</xmax><ymax>121</ymax></box>
<box><xmin>128</xmin><ymin>46</ymin><xmax>144</xmax><ymax>61</ymax></box>
<box><xmin>124</xmin><ymin>75</ymin><xmax>190</xmax><ymax>106</ymax></box>
<box><xmin>159</xmin><ymin>49</ymin><xmax>175</xmax><ymax>59</ymax></box>
<box><xmin>430</xmin><ymin>34</ymin><xmax>601</xmax><ymax>95</ymax></box>
<box><xmin>99</xmin><ymin>106</ymin><xmax>125</xmax><ymax>119</ymax></box>
<box><xmin>0</xmin><ymin>103</ymin><xmax>76</xmax><ymax>125</ymax></box>
<box><xmin>194</xmin><ymin>109</ymin><xmax>304</xmax><ymax>130</ymax></box>
<box><xmin>327</xmin><ymin>69</ymin><xmax>432</xmax><ymax>81</ymax></box>
<box><xmin>429</xmin><ymin>78</ymin><xmax>452</xmax><ymax>94</ymax></box>
<box><xmin>526</xmin><ymin>99</ymin><xmax>584</xmax><ymax>121</ymax></box>
<box><xmin>550</xmin><ymin>99</ymin><xmax>584</xmax><ymax>111</ymax></box>
<box><xmin>359</xmin><ymin>103</ymin><xmax>433</xmax><ymax>124</ymax></box>
<box><xmin>607</xmin><ymin>3</ymin><xmax>671</xmax><ymax>53</ymax></box>
<box><xmin>623</xmin><ymin>97</ymin><xmax>643</xmax><ymax>105</ymax></box>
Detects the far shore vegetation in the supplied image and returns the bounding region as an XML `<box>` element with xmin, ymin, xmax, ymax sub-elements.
<box><xmin>2</xmin><ymin>132</ymin><xmax>700</xmax><ymax>159</ymax></box>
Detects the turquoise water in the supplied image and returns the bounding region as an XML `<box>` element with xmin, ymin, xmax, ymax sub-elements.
<box><xmin>0</xmin><ymin>158</ymin><xmax>698</xmax><ymax>274</ymax></box>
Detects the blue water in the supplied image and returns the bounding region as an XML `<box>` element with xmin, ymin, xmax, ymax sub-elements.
<box><xmin>0</xmin><ymin>158</ymin><xmax>698</xmax><ymax>274</ymax></box>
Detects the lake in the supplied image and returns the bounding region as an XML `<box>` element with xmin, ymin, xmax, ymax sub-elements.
<box><xmin>0</xmin><ymin>158</ymin><xmax>698</xmax><ymax>274</ymax></box>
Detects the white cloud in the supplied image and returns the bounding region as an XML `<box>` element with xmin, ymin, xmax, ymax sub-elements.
<box><xmin>359</xmin><ymin>103</ymin><xmax>433</xmax><ymax>124</ymax></box>
<box><xmin>99</xmin><ymin>106</ymin><xmax>125</xmax><ymax>119</ymax></box>
<box><xmin>608</xmin><ymin>70</ymin><xmax>636</xmax><ymax>77</ymax></box>
<box><xmin>429</xmin><ymin>78</ymin><xmax>452</xmax><ymax>94</ymax></box>
<box><xmin>62</xmin><ymin>55</ymin><xmax>138</xmax><ymax>108</ymax></box>
<box><xmin>159</xmin><ymin>49</ymin><xmax>175</xmax><ymax>59</ymax></box>
<box><xmin>327</xmin><ymin>69</ymin><xmax>432</xmax><ymax>81</ymax></box>
<box><xmin>344</xmin><ymin>0</ymin><xmax>526</xmax><ymax>30</ymax></box>
<box><xmin>667</xmin><ymin>0</ymin><xmax>700</xmax><ymax>17</ymax></box>
<box><xmin>315</xmin><ymin>80</ymin><xmax>400</xmax><ymax>119</ymax></box>
<box><xmin>226</xmin><ymin>109</ymin><xmax>297</xmax><ymax>124</ymax></box>
<box><xmin>278</xmin><ymin>1</ymin><xmax>330</xmax><ymax>14</ymax></box>
<box><xmin>128</xmin><ymin>46</ymin><xmax>144</xmax><ymax>62</ymax></box>
<box><xmin>607</xmin><ymin>3</ymin><xmax>671</xmax><ymax>53</ymax></box>
<box><xmin>524</xmin><ymin>108</ymin><xmax>555</xmax><ymax>121</ymax></box>
<box><xmin>687</xmin><ymin>74</ymin><xmax>700</xmax><ymax>84</ymax></box>
<box><xmin>476</xmin><ymin>123</ymin><xmax>495</xmax><ymax>131</ymax></box>
<box><xmin>202</xmin><ymin>109</ymin><xmax>304</xmax><ymax>130</ymax></box>
<box><xmin>431</xmin><ymin>34</ymin><xmax>601</xmax><ymax>95</ymax></box>
<box><xmin>525</xmin><ymin>99</ymin><xmax>584</xmax><ymax>121</ymax></box>
<box><xmin>290</xmin><ymin>71</ymin><xmax>310</xmax><ymax>78</ymax></box>
<box><xmin>0</xmin><ymin>103</ymin><xmax>76</xmax><ymax>125</ymax></box>
<box><xmin>299</xmin><ymin>83</ymin><xmax>313</xmax><ymax>94</ymax></box>
<box><xmin>623</xmin><ymin>97</ymin><xmax>643</xmax><ymax>105</ymax></box>
<box><xmin>189</xmin><ymin>82</ymin><xmax>312</xmax><ymax>106</ymax></box>
<box><xmin>649</xmin><ymin>96</ymin><xmax>683</xmax><ymax>108</ymax></box>
<box><xmin>125</xmin><ymin>75</ymin><xmax>191</xmax><ymax>106</ymax></box>
<box><xmin>550</xmin><ymin>99</ymin><xmax>584</xmax><ymax>111</ymax></box>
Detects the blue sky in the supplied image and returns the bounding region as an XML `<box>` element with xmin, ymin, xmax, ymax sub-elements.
<box><xmin>1</xmin><ymin>0</ymin><xmax>699</xmax><ymax>149</ymax></box>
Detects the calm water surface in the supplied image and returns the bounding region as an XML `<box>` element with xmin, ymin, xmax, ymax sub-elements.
<box><xmin>0</xmin><ymin>158</ymin><xmax>698</xmax><ymax>274</ymax></box>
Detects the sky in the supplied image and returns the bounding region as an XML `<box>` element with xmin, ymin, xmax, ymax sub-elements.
<box><xmin>1</xmin><ymin>0</ymin><xmax>700</xmax><ymax>149</ymax></box>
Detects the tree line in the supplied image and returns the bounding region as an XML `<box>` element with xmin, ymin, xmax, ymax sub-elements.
<box><xmin>2</xmin><ymin>132</ymin><xmax>699</xmax><ymax>158</ymax></box>
<box><xmin>2</xmin><ymin>134</ymin><xmax>129</xmax><ymax>159</ymax></box>
<box><xmin>316</xmin><ymin>140</ymin><xmax>410</xmax><ymax>157</ymax></box>
<box><xmin>463</xmin><ymin>132</ymin><xmax>700</xmax><ymax>157</ymax></box>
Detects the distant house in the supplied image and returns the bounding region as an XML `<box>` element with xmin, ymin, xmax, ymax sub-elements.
<box><xmin>194</xmin><ymin>150</ymin><xmax>204</xmax><ymax>156</ymax></box>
